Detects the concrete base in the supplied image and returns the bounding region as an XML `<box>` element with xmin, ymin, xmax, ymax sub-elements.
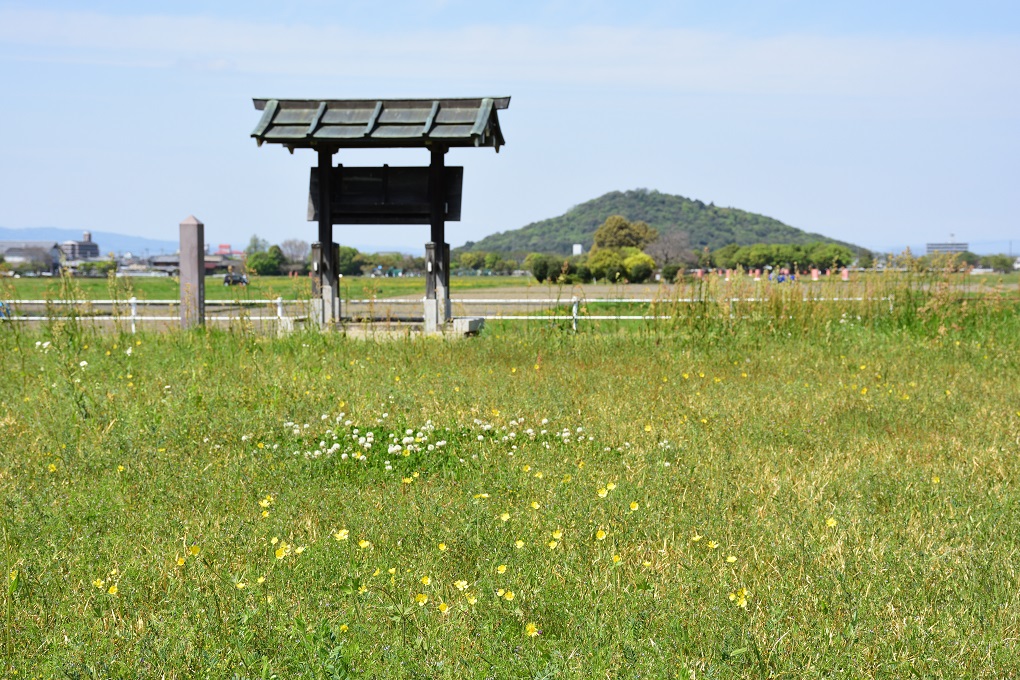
<box><xmin>453</xmin><ymin>317</ymin><xmax>485</xmax><ymax>336</ymax></box>
<box><xmin>313</xmin><ymin>284</ymin><xmax>340</xmax><ymax>329</ymax></box>
<box><xmin>423</xmin><ymin>296</ymin><xmax>452</xmax><ymax>335</ymax></box>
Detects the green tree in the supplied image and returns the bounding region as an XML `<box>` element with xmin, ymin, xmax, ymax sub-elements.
<box><xmin>588</xmin><ymin>249</ymin><xmax>625</xmax><ymax>282</ymax></box>
<box><xmin>245</xmin><ymin>235</ymin><xmax>269</xmax><ymax>255</ymax></box>
<box><xmin>246</xmin><ymin>251</ymin><xmax>281</xmax><ymax>275</ymax></box>
<box><xmin>592</xmin><ymin>215</ymin><xmax>659</xmax><ymax>251</ymax></box>
<box><xmin>623</xmin><ymin>253</ymin><xmax>655</xmax><ymax>283</ymax></box>
<box><xmin>336</xmin><ymin>246</ymin><xmax>362</xmax><ymax>276</ymax></box>
<box><xmin>985</xmin><ymin>254</ymin><xmax>1014</xmax><ymax>273</ymax></box>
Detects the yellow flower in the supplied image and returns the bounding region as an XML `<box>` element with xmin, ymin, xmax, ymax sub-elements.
<box><xmin>515</xmin><ymin>540</ymin><xmax>525</xmax><ymax>549</ymax></box>
<box><xmin>438</xmin><ymin>542</ymin><xmax>447</xmax><ymax>552</ymax></box>
<box><xmin>597</xmin><ymin>488</ymin><xmax>608</xmax><ymax>498</ymax></box>
<box><xmin>525</xmin><ymin>622</ymin><xmax>539</xmax><ymax>637</ymax></box>
<box><xmin>261</xmin><ymin>510</ymin><xmax>269</xmax><ymax>518</ymax></box>
<box><xmin>189</xmin><ymin>545</ymin><xmax>200</xmax><ymax>556</ymax></box>
<box><xmin>387</xmin><ymin>567</ymin><xmax>396</xmax><ymax>575</ymax></box>
<box><xmin>606</xmin><ymin>483</ymin><xmax>616</xmax><ymax>491</ymax></box>
<box><xmin>334</xmin><ymin>529</ymin><xmax>349</xmax><ymax>541</ymax></box>
<box><xmin>496</xmin><ymin>564</ymin><xmax>507</xmax><ymax>574</ymax></box>
<box><xmin>530</xmin><ymin>501</ymin><xmax>541</xmax><ymax>510</ymax></box>
<box><xmin>372</xmin><ymin>568</ymin><xmax>381</xmax><ymax>577</ymax></box>
<box><xmin>294</xmin><ymin>546</ymin><xmax>305</xmax><ymax>555</ymax></box>
<box><xmin>726</xmin><ymin>555</ymin><xmax>737</xmax><ymax>563</ymax></box>
<box><xmin>257</xmin><ymin>576</ymin><xmax>266</xmax><ymax>584</ymax></box>
<box><xmin>691</xmin><ymin>532</ymin><xmax>702</xmax><ymax>542</ymax></box>
<box><xmin>612</xmin><ymin>554</ymin><xmax>622</xmax><ymax>564</ymax></box>
<box><xmin>358</xmin><ymin>539</ymin><xmax>372</xmax><ymax>549</ymax></box>
<box><xmin>402</xmin><ymin>477</ymin><xmax>413</xmax><ymax>485</ymax></box>
<box><xmin>415</xmin><ymin>593</ymin><xmax>428</xmax><ymax>606</ymax></box>
<box><xmin>629</xmin><ymin>502</ymin><xmax>639</xmax><ymax>511</ymax></box>
<box><xmin>522</xmin><ymin>465</ymin><xmax>531</xmax><ymax>473</ymax></box>
<box><xmin>454</xmin><ymin>580</ymin><xmax>469</xmax><ymax>591</ymax></box>
<box><xmin>932</xmin><ymin>475</ymin><xmax>941</xmax><ymax>485</ymax></box>
<box><xmin>107</xmin><ymin>584</ymin><xmax>118</xmax><ymax>595</ymax></box>
<box><xmin>466</xmin><ymin>593</ymin><xmax>478</xmax><ymax>605</ymax></box>
<box><xmin>551</xmin><ymin>529</ymin><xmax>563</xmax><ymax>540</ymax></box>
<box><xmin>357</xmin><ymin>584</ymin><xmax>367</xmax><ymax>594</ymax></box>
<box><xmin>339</xmin><ymin>624</ymin><xmax>349</xmax><ymax>633</ymax></box>
<box><xmin>499</xmin><ymin>512</ymin><xmax>511</xmax><ymax>522</ymax></box>
<box><xmin>707</xmin><ymin>541</ymin><xmax>718</xmax><ymax>550</ymax></box>
<box><xmin>642</xmin><ymin>560</ymin><xmax>652</xmax><ymax>567</ymax></box>
<box><xmin>438</xmin><ymin>602</ymin><xmax>449</xmax><ymax>614</ymax></box>
<box><xmin>503</xmin><ymin>590</ymin><xmax>515</xmax><ymax>601</ymax></box>
<box><xmin>271</xmin><ymin>537</ymin><xmax>278</xmax><ymax>544</ymax></box>
<box><xmin>47</xmin><ymin>464</ymin><xmax>56</xmax><ymax>473</ymax></box>
<box><xmin>117</xmin><ymin>465</ymin><xmax>125</xmax><ymax>472</ymax></box>
<box><xmin>93</xmin><ymin>579</ymin><xmax>104</xmax><ymax>589</ymax></box>
<box><xmin>176</xmin><ymin>556</ymin><xmax>186</xmax><ymax>566</ymax></box>
<box><xmin>420</xmin><ymin>575</ymin><xmax>431</xmax><ymax>586</ymax></box>
<box><xmin>547</xmin><ymin>540</ymin><xmax>558</xmax><ymax>550</ymax></box>
<box><xmin>236</xmin><ymin>582</ymin><xmax>246</xmax><ymax>590</ymax></box>
<box><xmin>826</xmin><ymin>517</ymin><xmax>837</xmax><ymax>528</ymax></box>
<box><xmin>728</xmin><ymin>587</ymin><xmax>748</xmax><ymax>608</ymax></box>
<box><xmin>275</xmin><ymin>543</ymin><xmax>289</xmax><ymax>560</ymax></box>
<box><xmin>595</xmin><ymin>529</ymin><xmax>607</xmax><ymax>541</ymax></box>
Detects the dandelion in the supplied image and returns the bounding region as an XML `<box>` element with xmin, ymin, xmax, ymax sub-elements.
<box><xmin>612</xmin><ymin>554</ymin><xmax>622</xmax><ymax>564</ymax></box>
<box><xmin>496</xmin><ymin>564</ymin><xmax>507</xmax><ymax>574</ymax></box>
<box><xmin>728</xmin><ymin>588</ymin><xmax>748</xmax><ymax>608</ymax></box>
<box><xmin>551</xmin><ymin>529</ymin><xmax>563</xmax><ymax>540</ymax></box>
<box><xmin>499</xmin><ymin>512</ymin><xmax>511</xmax><ymax>522</ymax></box>
<box><xmin>707</xmin><ymin>541</ymin><xmax>718</xmax><ymax>550</ymax></box>
<box><xmin>547</xmin><ymin>540</ymin><xmax>558</xmax><ymax>549</ymax></box>
<box><xmin>402</xmin><ymin>477</ymin><xmax>413</xmax><ymax>484</ymax></box>
<box><xmin>334</xmin><ymin>529</ymin><xmax>349</xmax><ymax>541</ymax></box>
<box><xmin>188</xmin><ymin>545</ymin><xmax>200</xmax><ymax>556</ymax></box>
<box><xmin>438</xmin><ymin>542</ymin><xmax>447</xmax><ymax>552</ymax></box>
<box><xmin>932</xmin><ymin>475</ymin><xmax>941</xmax><ymax>485</ymax></box>
<box><xmin>503</xmin><ymin>590</ymin><xmax>515</xmax><ymax>601</ymax></box>
<box><xmin>93</xmin><ymin>579</ymin><xmax>105</xmax><ymax>589</ymax></box>
<box><xmin>275</xmin><ymin>543</ymin><xmax>290</xmax><ymax>560</ymax></box>
<box><xmin>466</xmin><ymin>593</ymin><xmax>478</xmax><ymax>605</ymax></box>
<box><xmin>358</xmin><ymin>539</ymin><xmax>372</xmax><ymax>549</ymax></box>
<box><xmin>117</xmin><ymin>465</ymin><xmax>125</xmax><ymax>472</ymax></box>
<box><xmin>606</xmin><ymin>482</ymin><xmax>616</xmax><ymax>491</ymax></box>
<box><xmin>644</xmin><ymin>424</ymin><xmax>652</xmax><ymax>432</ymax></box>
<box><xmin>387</xmin><ymin>567</ymin><xmax>396</xmax><ymax>575</ymax></box>
<box><xmin>176</xmin><ymin>556</ymin><xmax>186</xmax><ymax>566</ymax></box>
<box><xmin>415</xmin><ymin>593</ymin><xmax>428</xmax><ymax>606</ymax></box>
<box><xmin>257</xmin><ymin>576</ymin><xmax>266</xmax><ymax>584</ymax></box>
<box><xmin>826</xmin><ymin>517</ymin><xmax>837</xmax><ymax>528</ymax></box>
<box><xmin>530</xmin><ymin>501</ymin><xmax>541</xmax><ymax>510</ymax></box>
<box><xmin>47</xmin><ymin>463</ymin><xmax>56</xmax><ymax>473</ymax></box>
<box><xmin>642</xmin><ymin>560</ymin><xmax>652</xmax><ymax>567</ymax></box>
<box><xmin>597</xmin><ymin>488</ymin><xmax>608</xmax><ymax>498</ymax></box>
<box><xmin>107</xmin><ymin>584</ymin><xmax>118</xmax><ymax>595</ymax></box>
<box><xmin>357</xmin><ymin>584</ymin><xmax>367</xmax><ymax>594</ymax></box>
<box><xmin>454</xmin><ymin>580</ymin><xmax>469</xmax><ymax>591</ymax></box>
<box><xmin>515</xmin><ymin>539</ymin><xmax>525</xmax><ymax>549</ymax></box>
<box><xmin>629</xmin><ymin>501</ymin><xmax>639</xmax><ymax>511</ymax></box>
<box><xmin>420</xmin><ymin>575</ymin><xmax>431</xmax><ymax>586</ymax></box>
<box><xmin>525</xmin><ymin>622</ymin><xmax>539</xmax><ymax>637</ymax></box>
<box><xmin>595</xmin><ymin>529</ymin><xmax>607</xmax><ymax>541</ymax></box>
<box><xmin>339</xmin><ymin>624</ymin><xmax>349</xmax><ymax>633</ymax></box>
<box><xmin>438</xmin><ymin>601</ymin><xmax>450</xmax><ymax>614</ymax></box>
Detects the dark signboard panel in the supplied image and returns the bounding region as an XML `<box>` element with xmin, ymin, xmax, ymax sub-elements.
<box><xmin>308</xmin><ymin>165</ymin><xmax>463</xmax><ymax>225</ymax></box>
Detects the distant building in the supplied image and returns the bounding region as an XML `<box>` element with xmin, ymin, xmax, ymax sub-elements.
<box><xmin>0</xmin><ymin>241</ymin><xmax>62</xmax><ymax>273</ymax></box>
<box><xmin>926</xmin><ymin>242</ymin><xmax>968</xmax><ymax>255</ymax></box>
<box><xmin>572</xmin><ymin>243</ymin><xmax>584</xmax><ymax>256</ymax></box>
<box><xmin>60</xmin><ymin>231</ymin><xmax>101</xmax><ymax>260</ymax></box>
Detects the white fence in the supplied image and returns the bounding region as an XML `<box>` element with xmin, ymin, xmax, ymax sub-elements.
<box><xmin>0</xmin><ymin>295</ymin><xmax>896</xmax><ymax>333</ymax></box>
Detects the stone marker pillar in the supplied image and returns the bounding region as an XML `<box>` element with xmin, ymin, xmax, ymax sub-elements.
<box><xmin>179</xmin><ymin>215</ymin><xmax>205</xmax><ymax>329</ymax></box>
<box><xmin>311</xmin><ymin>241</ymin><xmax>340</xmax><ymax>328</ymax></box>
<box><xmin>424</xmin><ymin>242</ymin><xmax>441</xmax><ymax>334</ymax></box>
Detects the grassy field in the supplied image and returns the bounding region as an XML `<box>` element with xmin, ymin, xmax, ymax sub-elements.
<box><xmin>0</xmin><ymin>274</ymin><xmax>530</xmax><ymax>302</ymax></box>
<box><xmin>1</xmin><ymin>280</ymin><xmax>1019</xmax><ymax>678</ymax></box>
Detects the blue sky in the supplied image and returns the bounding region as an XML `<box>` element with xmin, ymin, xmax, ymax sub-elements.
<box><xmin>1</xmin><ymin>1</ymin><xmax>1018</xmax><ymax>254</ymax></box>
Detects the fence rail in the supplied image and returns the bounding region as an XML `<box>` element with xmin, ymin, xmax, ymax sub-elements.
<box><xmin>0</xmin><ymin>294</ymin><xmax>897</xmax><ymax>333</ymax></box>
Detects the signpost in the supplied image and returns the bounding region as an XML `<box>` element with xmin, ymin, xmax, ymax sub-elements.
<box><xmin>250</xmin><ymin>97</ymin><xmax>509</xmax><ymax>333</ymax></box>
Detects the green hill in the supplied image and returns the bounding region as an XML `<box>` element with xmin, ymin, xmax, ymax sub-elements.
<box><xmin>460</xmin><ymin>189</ymin><xmax>858</xmax><ymax>256</ymax></box>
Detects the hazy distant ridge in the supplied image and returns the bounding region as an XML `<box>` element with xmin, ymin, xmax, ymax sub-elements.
<box><xmin>461</xmin><ymin>189</ymin><xmax>860</xmax><ymax>255</ymax></box>
<box><xmin>0</xmin><ymin>227</ymin><xmax>178</xmax><ymax>256</ymax></box>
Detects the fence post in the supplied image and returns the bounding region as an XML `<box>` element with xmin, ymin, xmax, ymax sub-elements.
<box><xmin>129</xmin><ymin>296</ymin><xmax>138</xmax><ymax>334</ymax></box>
<box><xmin>572</xmin><ymin>296</ymin><xmax>579</xmax><ymax>332</ymax></box>
<box><xmin>276</xmin><ymin>296</ymin><xmax>284</xmax><ymax>320</ymax></box>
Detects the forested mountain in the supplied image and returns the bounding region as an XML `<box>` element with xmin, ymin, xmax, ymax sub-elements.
<box><xmin>459</xmin><ymin>189</ymin><xmax>859</xmax><ymax>256</ymax></box>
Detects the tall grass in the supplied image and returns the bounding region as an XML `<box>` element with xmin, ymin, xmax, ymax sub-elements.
<box><xmin>0</xmin><ymin>269</ymin><xmax>1018</xmax><ymax>677</ymax></box>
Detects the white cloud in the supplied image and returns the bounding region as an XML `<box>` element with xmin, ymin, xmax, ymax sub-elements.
<box><xmin>1</xmin><ymin>7</ymin><xmax>1017</xmax><ymax>109</ymax></box>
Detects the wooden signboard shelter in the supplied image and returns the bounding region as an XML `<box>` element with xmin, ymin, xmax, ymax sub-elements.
<box><xmin>251</xmin><ymin>97</ymin><xmax>510</xmax><ymax>331</ymax></box>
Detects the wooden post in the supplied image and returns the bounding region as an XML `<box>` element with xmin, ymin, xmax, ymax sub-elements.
<box><xmin>179</xmin><ymin>215</ymin><xmax>205</xmax><ymax>329</ymax></box>
<box><xmin>316</xmin><ymin>147</ymin><xmax>338</xmax><ymax>327</ymax></box>
<box><xmin>428</xmin><ymin>146</ymin><xmax>450</xmax><ymax>328</ymax></box>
